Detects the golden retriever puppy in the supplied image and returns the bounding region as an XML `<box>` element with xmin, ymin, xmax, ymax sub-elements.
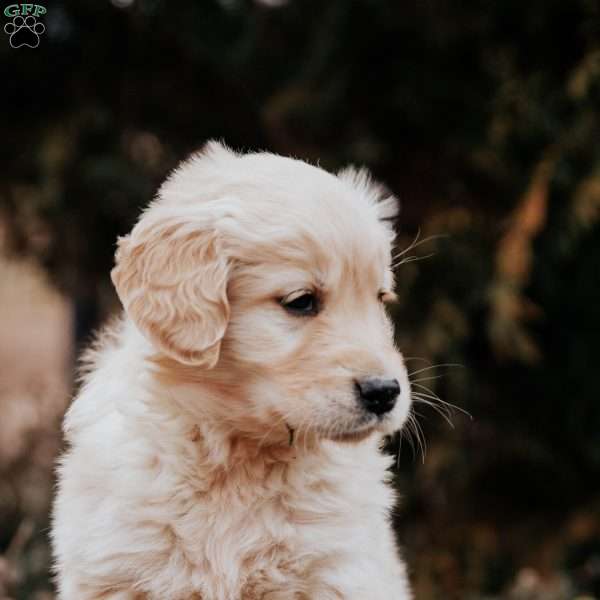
<box><xmin>52</xmin><ymin>142</ymin><xmax>413</xmax><ymax>600</ymax></box>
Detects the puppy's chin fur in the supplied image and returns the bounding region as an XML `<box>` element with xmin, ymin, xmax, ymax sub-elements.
<box><xmin>51</xmin><ymin>143</ymin><xmax>413</xmax><ymax>600</ymax></box>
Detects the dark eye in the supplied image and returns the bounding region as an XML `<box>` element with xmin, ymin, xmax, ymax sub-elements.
<box><xmin>281</xmin><ymin>291</ymin><xmax>319</xmax><ymax>316</ymax></box>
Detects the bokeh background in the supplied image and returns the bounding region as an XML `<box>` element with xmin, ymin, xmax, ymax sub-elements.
<box><xmin>1</xmin><ymin>1</ymin><xmax>600</xmax><ymax>598</ymax></box>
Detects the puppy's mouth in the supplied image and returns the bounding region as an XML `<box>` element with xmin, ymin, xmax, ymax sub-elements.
<box><xmin>316</xmin><ymin>415</ymin><xmax>382</xmax><ymax>444</ymax></box>
<box><xmin>328</xmin><ymin>426</ymin><xmax>377</xmax><ymax>443</ymax></box>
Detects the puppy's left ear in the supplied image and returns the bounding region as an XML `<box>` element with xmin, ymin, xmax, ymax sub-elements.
<box><xmin>376</xmin><ymin>194</ymin><xmax>400</xmax><ymax>224</ymax></box>
<box><xmin>111</xmin><ymin>212</ymin><xmax>230</xmax><ymax>368</ymax></box>
<box><xmin>337</xmin><ymin>165</ymin><xmax>400</xmax><ymax>231</ymax></box>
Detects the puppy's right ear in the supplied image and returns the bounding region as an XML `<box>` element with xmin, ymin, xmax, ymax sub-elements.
<box><xmin>111</xmin><ymin>212</ymin><xmax>230</xmax><ymax>368</ymax></box>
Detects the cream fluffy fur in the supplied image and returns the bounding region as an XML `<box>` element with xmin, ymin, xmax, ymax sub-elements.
<box><xmin>52</xmin><ymin>142</ymin><xmax>413</xmax><ymax>600</ymax></box>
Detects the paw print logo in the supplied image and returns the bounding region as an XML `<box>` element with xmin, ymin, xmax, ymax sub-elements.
<box><xmin>4</xmin><ymin>15</ymin><xmax>45</xmax><ymax>48</ymax></box>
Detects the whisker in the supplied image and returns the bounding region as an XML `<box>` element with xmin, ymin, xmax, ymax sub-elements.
<box><xmin>412</xmin><ymin>383</ymin><xmax>473</xmax><ymax>420</ymax></box>
<box><xmin>404</xmin><ymin>411</ymin><xmax>425</xmax><ymax>463</ymax></box>
<box><xmin>412</xmin><ymin>394</ymin><xmax>455</xmax><ymax>428</ymax></box>
<box><xmin>392</xmin><ymin>252</ymin><xmax>436</xmax><ymax>269</ymax></box>
<box><xmin>409</xmin><ymin>375</ymin><xmax>445</xmax><ymax>384</ymax></box>
<box><xmin>392</xmin><ymin>231</ymin><xmax>448</xmax><ymax>261</ymax></box>
<box><xmin>393</xmin><ymin>227</ymin><xmax>422</xmax><ymax>259</ymax></box>
<box><xmin>408</xmin><ymin>363</ymin><xmax>463</xmax><ymax>377</ymax></box>
<box><xmin>396</xmin><ymin>431</ymin><xmax>403</xmax><ymax>470</ymax></box>
<box><xmin>410</xmin><ymin>412</ymin><xmax>427</xmax><ymax>463</ymax></box>
<box><xmin>412</xmin><ymin>408</ymin><xmax>431</xmax><ymax>422</ymax></box>
<box><xmin>401</xmin><ymin>417</ymin><xmax>417</xmax><ymax>461</ymax></box>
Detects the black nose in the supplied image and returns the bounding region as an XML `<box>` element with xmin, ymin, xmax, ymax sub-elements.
<box><xmin>355</xmin><ymin>377</ymin><xmax>400</xmax><ymax>416</ymax></box>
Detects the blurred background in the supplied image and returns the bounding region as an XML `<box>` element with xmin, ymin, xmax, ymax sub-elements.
<box><xmin>1</xmin><ymin>1</ymin><xmax>600</xmax><ymax>598</ymax></box>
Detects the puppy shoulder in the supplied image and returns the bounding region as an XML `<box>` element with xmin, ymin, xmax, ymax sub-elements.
<box><xmin>63</xmin><ymin>315</ymin><xmax>149</xmax><ymax>443</ymax></box>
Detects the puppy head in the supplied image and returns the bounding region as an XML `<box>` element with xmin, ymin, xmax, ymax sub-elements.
<box><xmin>112</xmin><ymin>141</ymin><xmax>411</xmax><ymax>442</ymax></box>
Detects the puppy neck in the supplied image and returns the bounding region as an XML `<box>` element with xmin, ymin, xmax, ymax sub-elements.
<box><xmin>141</xmin><ymin>365</ymin><xmax>319</xmax><ymax>470</ymax></box>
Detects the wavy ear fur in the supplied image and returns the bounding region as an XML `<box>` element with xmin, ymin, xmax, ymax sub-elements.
<box><xmin>111</xmin><ymin>213</ymin><xmax>230</xmax><ymax>368</ymax></box>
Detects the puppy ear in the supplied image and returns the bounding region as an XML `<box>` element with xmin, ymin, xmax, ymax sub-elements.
<box><xmin>376</xmin><ymin>195</ymin><xmax>400</xmax><ymax>223</ymax></box>
<box><xmin>337</xmin><ymin>165</ymin><xmax>400</xmax><ymax>224</ymax></box>
<box><xmin>111</xmin><ymin>214</ymin><xmax>230</xmax><ymax>368</ymax></box>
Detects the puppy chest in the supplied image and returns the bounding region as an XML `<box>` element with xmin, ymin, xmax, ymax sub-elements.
<box><xmin>168</xmin><ymin>475</ymin><xmax>356</xmax><ymax>595</ymax></box>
